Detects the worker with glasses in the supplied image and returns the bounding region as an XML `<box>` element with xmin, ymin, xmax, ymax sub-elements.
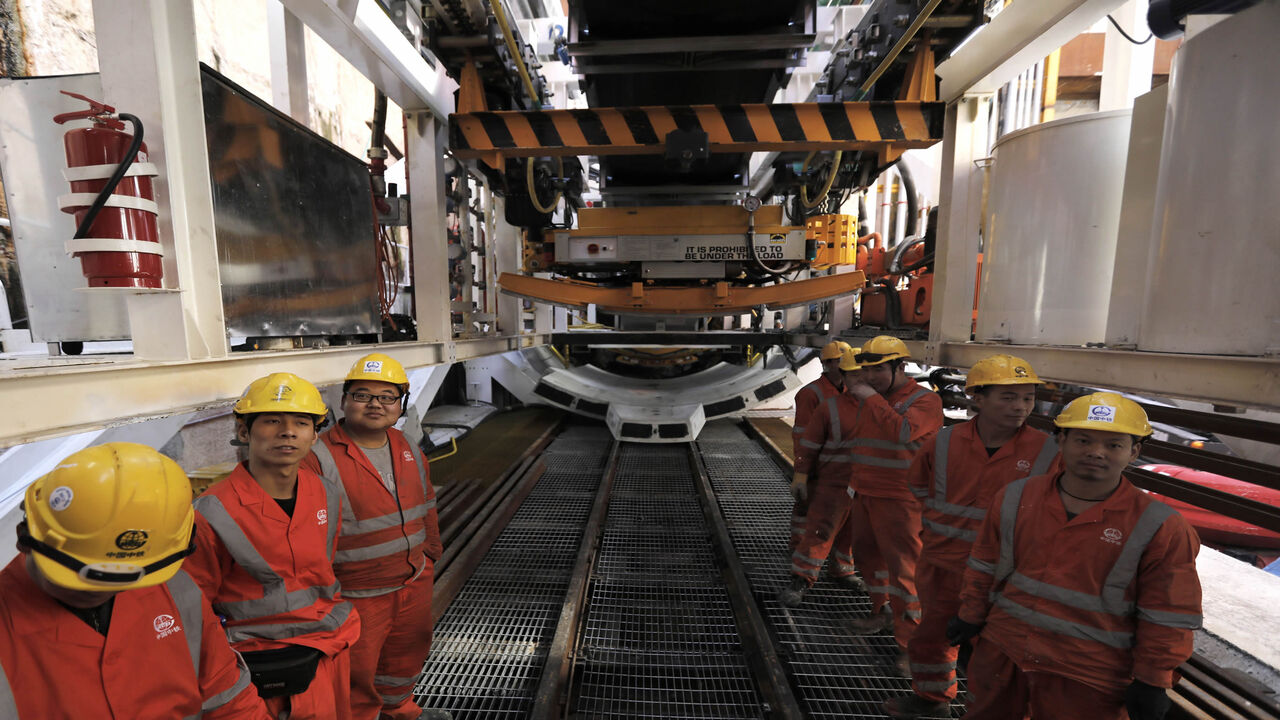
<box><xmin>303</xmin><ymin>353</ymin><xmax>448</xmax><ymax>720</ymax></box>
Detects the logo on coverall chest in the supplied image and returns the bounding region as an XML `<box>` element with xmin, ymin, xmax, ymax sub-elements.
<box><xmin>402</xmin><ymin>450</ymin><xmax>413</xmax><ymax>462</ymax></box>
<box><xmin>153</xmin><ymin>614</ymin><xmax>182</xmax><ymax>639</ymax></box>
<box><xmin>316</xmin><ymin>509</ymin><xmax>328</xmax><ymax>525</ymax></box>
<box><xmin>1101</xmin><ymin>527</ymin><xmax>1124</xmax><ymax>545</ymax></box>
<box><xmin>1016</xmin><ymin>459</ymin><xmax>1032</xmax><ymax>473</ymax></box>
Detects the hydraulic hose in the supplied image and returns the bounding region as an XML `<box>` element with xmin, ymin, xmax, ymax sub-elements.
<box><xmin>897</xmin><ymin>160</ymin><xmax>918</xmax><ymax>239</ymax></box>
<box><xmin>73</xmin><ymin>113</ymin><xmax>143</xmax><ymax>240</ymax></box>
<box><xmin>887</xmin><ymin>236</ymin><xmax>927</xmax><ymax>275</ymax></box>
<box><xmin>800</xmin><ymin>150</ymin><xmax>843</xmax><ymax>210</ymax></box>
<box><xmin>526</xmin><ymin>157</ymin><xmax>564</xmax><ymax>215</ymax></box>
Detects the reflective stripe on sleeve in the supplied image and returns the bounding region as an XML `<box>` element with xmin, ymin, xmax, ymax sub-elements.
<box><xmin>1136</xmin><ymin>607</ymin><xmax>1203</xmax><ymax>629</ymax></box>
<box><xmin>202</xmin><ymin>650</ymin><xmax>254</xmax><ymax>712</ymax></box>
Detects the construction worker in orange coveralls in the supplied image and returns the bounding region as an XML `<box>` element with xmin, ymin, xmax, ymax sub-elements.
<box><xmin>302</xmin><ymin>354</ymin><xmax>450</xmax><ymax>720</ymax></box>
<box><xmin>780</xmin><ymin>346</ymin><xmax>868</xmax><ymax>606</ymax></box>
<box><xmin>184</xmin><ymin>373</ymin><xmax>362</xmax><ymax>720</ymax></box>
<box><xmin>883</xmin><ymin>355</ymin><xmax>1060</xmax><ymax>719</ymax></box>
<box><xmin>0</xmin><ymin>442</ymin><xmax>269</xmax><ymax>719</ymax></box>
<box><xmin>843</xmin><ymin>336</ymin><xmax>943</xmax><ymax>674</ymax></box>
<box><xmin>788</xmin><ymin>340</ymin><xmax>851</xmax><ymax>549</ymax></box>
<box><xmin>950</xmin><ymin>393</ymin><xmax>1202</xmax><ymax>720</ymax></box>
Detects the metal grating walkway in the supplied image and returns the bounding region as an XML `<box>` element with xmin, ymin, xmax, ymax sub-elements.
<box><xmin>696</xmin><ymin>420</ymin><xmax>967</xmax><ymax>718</ymax></box>
<box><xmin>570</xmin><ymin>443</ymin><xmax>766</xmax><ymax>719</ymax></box>
<box><xmin>415</xmin><ymin>424</ymin><xmax>614</xmax><ymax>718</ymax></box>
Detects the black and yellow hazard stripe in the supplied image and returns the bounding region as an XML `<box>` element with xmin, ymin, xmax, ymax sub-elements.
<box><xmin>449</xmin><ymin>101</ymin><xmax>944</xmax><ymax>160</ymax></box>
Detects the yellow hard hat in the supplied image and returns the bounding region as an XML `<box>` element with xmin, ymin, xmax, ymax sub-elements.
<box><xmin>965</xmin><ymin>354</ymin><xmax>1045</xmax><ymax>392</ymax></box>
<box><xmin>345</xmin><ymin>353</ymin><xmax>409</xmax><ymax>391</ymax></box>
<box><xmin>855</xmin><ymin>335</ymin><xmax>910</xmax><ymax>366</ymax></box>
<box><xmin>233</xmin><ymin>372</ymin><xmax>328</xmax><ymax>421</ymax></box>
<box><xmin>1054</xmin><ymin>392</ymin><xmax>1153</xmax><ymax>437</ymax></box>
<box><xmin>839</xmin><ymin>347</ymin><xmax>863</xmax><ymax>371</ymax></box>
<box><xmin>20</xmin><ymin>443</ymin><xmax>195</xmax><ymax>592</ymax></box>
<box><xmin>820</xmin><ymin>341</ymin><xmax>852</xmax><ymax>361</ymax></box>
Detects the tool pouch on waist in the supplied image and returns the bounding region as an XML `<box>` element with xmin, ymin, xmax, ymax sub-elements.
<box><xmin>241</xmin><ymin>645</ymin><xmax>324</xmax><ymax>698</ymax></box>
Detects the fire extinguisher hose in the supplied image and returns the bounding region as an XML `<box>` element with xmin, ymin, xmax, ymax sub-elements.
<box><xmin>72</xmin><ymin>112</ymin><xmax>145</xmax><ymax>241</ymax></box>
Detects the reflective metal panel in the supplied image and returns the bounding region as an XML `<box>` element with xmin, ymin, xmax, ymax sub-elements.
<box><xmin>0</xmin><ymin>74</ymin><xmax>132</xmax><ymax>342</ymax></box>
<box><xmin>201</xmin><ymin>65</ymin><xmax>378</xmax><ymax>338</ymax></box>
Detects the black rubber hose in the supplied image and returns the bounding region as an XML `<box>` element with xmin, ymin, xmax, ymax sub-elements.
<box><xmin>371</xmin><ymin>90</ymin><xmax>388</xmax><ymax>150</ymax></box>
<box><xmin>857</xmin><ymin>193</ymin><xmax>869</xmax><ymax>237</ymax></box>
<box><xmin>73</xmin><ymin>113</ymin><xmax>143</xmax><ymax>240</ymax></box>
<box><xmin>897</xmin><ymin>161</ymin><xmax>918</xmax><ymax>239</ymax></box>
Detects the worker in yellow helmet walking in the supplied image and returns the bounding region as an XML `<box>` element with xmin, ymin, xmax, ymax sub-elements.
<box><xmin>953</xmin><ymin>393</ymin><xmax>1201</xmax><ymax>720</ymax></box>
<box><xmin>788</xmin><ymin>340</ymin><xmax>852</xmax><ymax>548</ymax></box>
<box><xmin>884</xmin><ymin>355</ymin><xmax>1059</xmax><ymax>719</ymax></box>
<box><xmin>0</xmin><ymin>442</ymin><xmax>269</xmax><ymax>719</ymax></box>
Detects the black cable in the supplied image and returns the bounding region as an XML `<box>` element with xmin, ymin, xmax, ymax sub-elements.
<box><xmin>1106</xmin><ymin>14</ymin><xmax>1154</xmax><ymax>44</ymax></box>
<box><xmin>73</xmin><ymin>113</ymin><xmax>143</xmax><ymax>240</ymax></box>
<box><xmin>897</xmin><ymin>161</ymin><xmax>918</xmax><ymax>239</ymax></box>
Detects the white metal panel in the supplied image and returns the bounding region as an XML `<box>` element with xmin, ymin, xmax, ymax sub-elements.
<box><xmin>977</xmin><ymin>109</ymin><xmax>1131</xmax><ymax>345</ymax></box>
<box><xmin>936</xmin><ymin>0</ymin><xmax>1126</xmax><ymax>102</ymax></box>
<box><xmin>1138</xmin><ymin>1</ymin><xmax>1280</xmax><ymax>356</ymax></box>
<box><xmin>0</xmin><ymin>75</ymin><xmax>132</xmax><ymax>342</ymax></box>
<box><xmin>1104</xmin><ymin>85</ymin><xmax>1168</xmax><ymax>348</ymax></box>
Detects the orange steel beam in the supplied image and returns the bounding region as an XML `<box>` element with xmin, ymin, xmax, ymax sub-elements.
<box><xmin>449</xmin><ymin>102</ymin><xmax>945</xmax><ymax>166</ymax></box>
<box><xmin>498</xmin><ymin>271</ymin><xmax>867</xmax><ymax>316</ymax></box>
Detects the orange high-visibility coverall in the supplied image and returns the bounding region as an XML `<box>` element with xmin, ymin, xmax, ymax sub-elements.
<box><xmin>792</xmin><ymin>393</ymin><xmax>864</xmax><ymax>586</ymax></box>
<box><xmin>186</xmin><ymin>463</ymin><xmax>362</xmax><ymax>720</ymax></box>
<box><xmin>844</xmin><ymin>381</ymin><xmax>943</xmax><ymax>649</ymax></box>
<box><xmin>304</xmin><ymin>422</ymin><xmax>443</xmax><ymax>720</ymax></box>
<box><xmin>958</xmin><ymin>474</ymin><xmax>1202</xmax><ymax>719</ymax></box>
<box><xmin>790</xmin><ymin>374</ymin><xmax>844</xmax><ymax>548</ymax></box>
<box><xmin>903</xmin><ymin>421</ymin><xmax>1059</xmax><ymax>702</ymax></box>
<box><xmin>0</xmin><ymin>557</ymin><xmax>269</xmax><ymax>720</ymax></box>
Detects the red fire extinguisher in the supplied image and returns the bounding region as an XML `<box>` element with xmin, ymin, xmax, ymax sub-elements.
<box><xmin>53</xmin><ymin>92</ymin><xmax>163</xmax><ymax>288</ymax></box>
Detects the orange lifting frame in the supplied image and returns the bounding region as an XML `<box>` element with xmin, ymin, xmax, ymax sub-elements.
<box><xmin>498</xmin><ymin>271</ymin><xmax>867</xmax><ymax>316</ymax></box>
<box><xmin>449</xmin><ymin>101</ymin><xmax>945</xmax><ymax>167</ymax></box>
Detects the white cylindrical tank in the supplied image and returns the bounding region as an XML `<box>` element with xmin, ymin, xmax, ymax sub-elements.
<box><xmin>1137</xmin><ymin>2</ymin><xmax>1280</xmax><ymax>356</ymax></box>
<box><xmin>976</xmin><ymin>109</ymin><xmax>1132</xmax><ymax>345</ymax></box>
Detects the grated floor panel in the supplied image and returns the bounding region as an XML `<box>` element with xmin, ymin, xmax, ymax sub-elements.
<box><xmin>696</xmin><ymin>420</ymin><xmax>968</xmax><ymax>718</ymax></box>
<box><xmin>571</xmin><ymin>442</ymin><xmax>766</xmax><ymax>719</ymax></box>
<box><xmin>415</xmin><ymin>424</ymin><xmax>609</xmax><ymax>717</ymax></box>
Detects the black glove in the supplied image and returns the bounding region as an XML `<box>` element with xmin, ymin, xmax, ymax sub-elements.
<box><xmin>945</xmin><ymin>616</ymin><xmax>984</xmax><ymax>646</ymax></box>
<box><xmin>1124</xmin><ymin>680</ymin><xmax>1171</xmax><ymax>720</ymax></box>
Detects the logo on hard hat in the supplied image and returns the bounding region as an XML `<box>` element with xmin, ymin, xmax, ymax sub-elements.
<box><xmin>1087</xmin><ymin>404</ymin><xmax>1116</xmax><ymax>423</ymax></box>
<box><xmin>1102</xmin><ymin>528</ymin><xmax>1123</xmax><ymax>545</ymax></box>
<box><xmin>273</xmin><ymin>384</ymin><xmax>294</xmax><ymax>402</ymax></box>
<box><xmin>1016</xmin><ymin>459</ymin><xmax>1031</xmax><ymax>473</ymax></box>
<box><xmin>48</xmin><ymin>486</ymin><xmax>74</xmax><ymax>512</ymax></box>
<box><xmin>115</xmin><ymin>530</ymin><xmax>149</xmax><ymax>551</ymax></box>
<box><xmin>1013</xmin><ymin>366</ymin><xmax>1029</xmax><ymax>377</ymax></box>
<box><xmin>363</xmin><ymin>360</ymin><xmax>383</xmax><ymax>373</ymax></box>
<box><xmin>316</xmin><ymin>509</ymin><xmax>328</xmax><ymax>525</ymax></box>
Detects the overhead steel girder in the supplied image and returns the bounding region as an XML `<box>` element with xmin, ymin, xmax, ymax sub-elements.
<box><xmin>448</xmin><ymin>102</ymin><xmax>945</xmax><ymax>165</ymax></box>
<box><xmin>498</xmin><ymin>271</ymin><xmax>866</xmax><ymax>316</ymax></box>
